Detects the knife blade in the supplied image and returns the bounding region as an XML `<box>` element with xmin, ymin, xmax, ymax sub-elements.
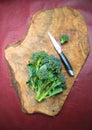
<box><xmin>48</xmin><ymin>32</ymin><xmax>74</xmax><ymax>76</ymax></box>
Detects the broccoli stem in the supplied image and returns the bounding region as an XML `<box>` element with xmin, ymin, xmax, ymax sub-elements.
<box><xmin>36</xmin><ymin>81</ymin><xmax>52</xmax><ymax>100</ymax></box>
<box><xmin>36</xmin><ymin>57</ymin><xmax>43</xmax><ymax>71</ymax></box>
<box><xmin>36</xmin><ymin>81</ymin><xmax>62</xmax><ymax>102</ymax></box>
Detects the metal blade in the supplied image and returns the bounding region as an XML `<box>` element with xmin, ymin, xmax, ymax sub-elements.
<box><xmin>48</xmin><ymin>32</ymin><xmax>62</xmax><ymax>54</ymax></box>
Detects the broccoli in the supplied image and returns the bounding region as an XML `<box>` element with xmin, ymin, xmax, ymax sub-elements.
<box><xmin>60</xmin><ymin>34</ymin><xmax>69</xmax><ymax>44</ymax></box>
<box><xmin>26</xmin><ymin>51</ymin><xmax>67</xmax><ymax>102</ymax></box>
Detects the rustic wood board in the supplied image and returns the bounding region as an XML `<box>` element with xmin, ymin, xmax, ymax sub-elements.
<box><xmin>5</xmin><ymin>7</ymin><xmax>89</xmax><ymax>116</ymax></box>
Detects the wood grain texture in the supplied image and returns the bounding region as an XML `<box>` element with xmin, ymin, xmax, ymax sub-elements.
<box><xmin>5</xmin><ymin>7</ymin><xmax>89</xmax><ymax>116</ymax></box>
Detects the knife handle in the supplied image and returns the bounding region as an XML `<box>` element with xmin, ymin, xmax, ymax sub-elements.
<box><xmin>59</xmin><ymin>52</ymin><xmax>74</xmax><ymax>76</ymax></box>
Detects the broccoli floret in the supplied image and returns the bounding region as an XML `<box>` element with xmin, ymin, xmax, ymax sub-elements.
<box><xmin>60</xmin><ymin>34</ymin><xmax>69</xmax><ymax>44</ymax></box>
<box><xmin>26</xmin><ymin>51</ymin><xmax>67</xmax><ymax>102</ymax></box>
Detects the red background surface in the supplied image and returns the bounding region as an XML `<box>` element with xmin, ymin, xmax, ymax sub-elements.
<box><xmin>0</xmin><ymin>0</ymin><xmax>92</xmax><ymax>130</ymax></box>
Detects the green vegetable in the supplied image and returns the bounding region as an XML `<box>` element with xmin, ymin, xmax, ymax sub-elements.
<box><xmin>60</xmin><ymin>34</ymin><xmax>69</xmax><ymax>44</ymax></box>
<box><xmin>26</xmin><ymin>51</ymin><xmax>67</xmax><ymax>102</ymax></box>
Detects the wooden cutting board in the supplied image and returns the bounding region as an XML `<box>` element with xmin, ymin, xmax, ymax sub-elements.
<box><xmin>5</xmin><ymin>7</ymin><xmax>89</xmax><ymax>116</ymax></box>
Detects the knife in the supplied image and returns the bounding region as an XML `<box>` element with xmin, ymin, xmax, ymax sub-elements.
<box><xmin>48</xmin><ymin>32</ymin><xmax>74</xmax><ymax>76</ymax></box>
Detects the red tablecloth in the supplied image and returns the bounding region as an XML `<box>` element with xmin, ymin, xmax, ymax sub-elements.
<box><xmin>0</xmin><ymin>0</ymin><xmax>92</xmax><ymax>130</ymax></box>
